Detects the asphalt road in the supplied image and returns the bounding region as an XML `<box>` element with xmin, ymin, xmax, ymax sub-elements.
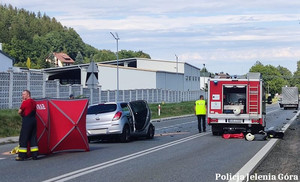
<box><xmin>0</xmin><ymin>104</ymin><xmax>297</xmax><ymax>182</ymax></box>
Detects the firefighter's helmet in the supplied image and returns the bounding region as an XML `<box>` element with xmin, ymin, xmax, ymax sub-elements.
<box><xmin>233</xmin><ymin>108</ymin><xmax>241</xmax><ymax>115</ymax></box>
<box><xmin>245</xmin><ymin>133</ymin><xmax>255</xmax><ymax>141</ymax></box>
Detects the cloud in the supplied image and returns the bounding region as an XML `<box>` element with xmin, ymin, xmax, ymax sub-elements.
<box><xmin>2</xmin><ymin>0</ymin><xmax>300</xmax><ymax>75</ymax></box>
<box><xmin>58</xmin><ymin>13</ymin><xmax>300</xmax><ymax>32</ymax></box>
<box><xmin>5</xmin><ymin>0</ymin><xmax>298</xmax><ymax>31</ymax></box>
<box><xmin>180</xmin><ymin>47</ymin><xmax>300</xmax><ymax>65</ymax></box>
<box><xmin>178</xmin><ymin>47</ymin><xmax>300</xmax><ymax>74</ymax></box>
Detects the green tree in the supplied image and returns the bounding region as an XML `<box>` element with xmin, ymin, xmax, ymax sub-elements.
<box><xmin>277</xmin><ymin>65</ymin><xmax>292</xmax><ymax>81</ymax></box>
<box><xmin>93</xmin><ymin>49</ymin><xmax>116</xmax><ymax>62</ymax></box>
<box><xmin>26</xmin><ymin>57</ymin><xmax>31</xmax><ymax>68</ymax></box>
<box><xmin>135</xmin><ymin>50</ymin><xmax>151</xmax><ymax>59</ymax></box>
<box><xmin>291</xmin><ymin>61</ymin><xmax>300</xmax><ymax>90</ymax></box>
<box><xmin>75</xmin><ymin>51</ymin><xmax>84</xmax><ymax>64</ymax></box>
<box><xmin>0</xmin><ymin>4</ymin><xmax>152</xmax><ymax>68</ymax></box>
<box><xmin>7</xmin><ymin>37</ymin><xmax>30</xmax><ymax>63</ymax></box>
<box><xmin>37</xmin><ymin>58</ymin><xmax>50</xmax><ymax>68</ymax></box>
<box><xmin>200</xmin><ymin>67</ymin><xmax>208</xmax><ymax>73</ymax></box>
<box><xmin>118</xmin><ymin>50</ymin><xmax>151</xmax><ymax>59</ymax></box>
<box><xmin>249</xmin><ymin>61</ymin><xmax>288</xmax><ymax>95</ymax></box>
<box><xmin>200</xmin><ymin>66</ymin><xmax>213</xmax><ymax>77</ymax></box>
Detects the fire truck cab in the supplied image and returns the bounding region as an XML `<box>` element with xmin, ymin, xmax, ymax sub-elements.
<box><xmin>207</xmin><ymin>72</ymin><xmax>266</xmax><ymax>135</ymax></box>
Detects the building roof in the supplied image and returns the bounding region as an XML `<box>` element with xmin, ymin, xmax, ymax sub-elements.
<box><xmin>43</xmin><ymin>62</ymin><xmax>184</xmax><ymax>75</ymax></box>
<box><xmin>101</xmin><ymin>57</ymin><xmax>200</xmax><ymax>71</ymax></box>
<box><xmin>0</xmin><ymin>50</ymin><xmax>15</xmax><ymax>62</ymax></box>
<box><xmin>53</xmin><ymin>52</ymin><xmax>75</xmax><ymax>63</ymax></box>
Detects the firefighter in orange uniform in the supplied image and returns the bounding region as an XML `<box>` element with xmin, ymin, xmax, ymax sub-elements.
<box><xmin>195</xmin><ymin>95</ymin><xmax>207</xmax><ymax>133</ymax></box>
<box><xmin>16</xmin><ymin>90</ymin><xmax>39</xmax><ymax>161</ymax></box>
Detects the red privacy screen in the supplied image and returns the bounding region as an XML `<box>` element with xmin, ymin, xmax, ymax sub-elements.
<box><xmin>36</xmin><ymin>99</ymin><xmax>89</xmax><ymax>154</ymax></box>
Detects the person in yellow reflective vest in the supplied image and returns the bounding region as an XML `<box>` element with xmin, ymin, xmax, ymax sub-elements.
<box><xmin>195</xmin><ymin>95</ymin><xmax>207</xmax><ymax>133</ymax></box>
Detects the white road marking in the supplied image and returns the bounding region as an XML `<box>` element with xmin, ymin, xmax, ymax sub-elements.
<box><xmin>281</xmin><ymin>111</ymin><xmax>299</xmax><ymax>132</ymax></box>
<box><xmin>43</xmin><ymin>132</ymin><xmax>210</xmax><ymax>182</ymax></box>
<box><xmin>228</xmin><ymin>109</ymin><xmax>300</xmax><ymax>182</ymax></box>
<box><xmin>156</xmin><ymin>120</ymin><xmax>197</xmax><ymax>130</ymax></box>
<box><xmin>44</xmin><ymin>107</ymin><xmax>284</xmax><ymax>182</ymax></box>
<box><xmin>266</xmin><ymin>108</ymin><xmax>280</xmax><ymax>114</ymax></box>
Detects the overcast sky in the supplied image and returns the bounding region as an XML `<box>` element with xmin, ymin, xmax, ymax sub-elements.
<box><xmin>2</xmin><ymin>0</ymin><xmax>300</xmax><ymax>75</ymax></box>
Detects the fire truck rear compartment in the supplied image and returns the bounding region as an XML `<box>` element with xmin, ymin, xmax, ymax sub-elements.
<box><xmin>223</xmin><ymin>86</ymin><xmax>247</xmax><ymax>114</ymax></box>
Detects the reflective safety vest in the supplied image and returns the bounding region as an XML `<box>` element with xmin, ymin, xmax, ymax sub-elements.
<box><xmin>195</xmin><ymin>100</ymin><xmax>206</xmax><ymax>115</ymax></box>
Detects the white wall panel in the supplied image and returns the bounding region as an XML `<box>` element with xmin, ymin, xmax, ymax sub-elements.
<box><xmin>137</xmin><ymin>59</ymin><xmax>184</xmax><ymax>73</ymax></box>
<box><xmin>98</xmin><ymin>66</ymin><xmax>156</xmax><ymax>90</ymax></box>
<box><xmin>0</xmin><ymin>53</ymin><xmax>13</xmax><ymax>72</ymax></box>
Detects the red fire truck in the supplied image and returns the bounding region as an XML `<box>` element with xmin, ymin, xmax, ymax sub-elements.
<box><xmin>207</xmin><ymin>73</ymin><xmax>266</xmax><ymax>135</ymax></box>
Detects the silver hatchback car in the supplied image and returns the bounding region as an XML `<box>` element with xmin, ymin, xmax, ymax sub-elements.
<box><xmin>86</xmin><ymin>100</ymin><xmax>155</xmax><ymax>142</ymax></box>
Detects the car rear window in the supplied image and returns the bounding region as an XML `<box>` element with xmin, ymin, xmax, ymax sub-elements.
<box><xmin>87</xmin><ymin>104</ymin><xmax>117</xmax><ymax>114</ymax></box>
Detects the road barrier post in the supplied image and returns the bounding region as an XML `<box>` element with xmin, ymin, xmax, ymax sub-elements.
<box><xmin>158</xmin><ymin>104</ymin><xmax>161</xmax><ymax>116</ymax></box>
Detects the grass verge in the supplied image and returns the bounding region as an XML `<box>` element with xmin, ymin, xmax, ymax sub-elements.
<box><xmin>149</xmin><ymin>101</ymin><xmax>195</xmax><ymax>119</ymax></box>
<box><xmin>0</xmin><ymin>109</ymin><xmax>21</xmax><ymax>138</ymax></box>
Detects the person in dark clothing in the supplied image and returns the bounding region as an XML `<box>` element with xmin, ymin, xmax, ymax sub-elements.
<box><xmin>16</xmin><ymin>90</ymin><xmax>39</xmax><ymax>161</ymax></box>
<box><xmin>69</xmin><ymin>94</ymin><xmax>74</xmax><ymax>99</ymax></box>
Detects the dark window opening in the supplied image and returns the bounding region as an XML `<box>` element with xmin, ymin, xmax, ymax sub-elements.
<box><xmin>48</xmin><ymin>69</ymin><xmax>81</xmax><ymax>84</ymax></box>
<box><xmin>223</xmin><ymin>86</ymin><xmax>247</xmax><ymax>114</ymax></box>
<box><xmin>87</xmin><ymin>104</ymin><xmax>117</xmax><ymax>114</ymax></box>
<box><xmin>128</xmin><ymin>61</ymin><xmax>137</xmax><ymax>68</ymax></box>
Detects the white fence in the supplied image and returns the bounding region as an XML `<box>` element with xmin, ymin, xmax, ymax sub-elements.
<box><xmin>0</xmin><ymin>71</ymin><xmax>203</xmax><ymax>109</ymax></box>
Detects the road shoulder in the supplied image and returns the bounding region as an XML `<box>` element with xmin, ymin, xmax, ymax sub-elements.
<box><xmin>251</xmin><ymin>116</ymin><xmax>300</xmax><ymax>181</ymax></box>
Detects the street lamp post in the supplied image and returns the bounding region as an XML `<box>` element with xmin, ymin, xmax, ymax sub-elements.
<box><xmin>175</xmin><ymin>54</ymin><xmax>179</xmax><ymax>102</ymax></box>
<box><xmin>203</xmin><ymin>64</ymin><xmax>208</xmax><ymax>100</ymax></box>
<box><xmin>110</xmin><ymin>32</ymin><xmax>120</xmax><ymax>102</ymax></box>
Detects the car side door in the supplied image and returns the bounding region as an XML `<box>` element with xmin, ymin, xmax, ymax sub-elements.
<box><xmin>128</xmin><ymin>100</ymin><xmax>150</xmax><ymax>132</ymax></box>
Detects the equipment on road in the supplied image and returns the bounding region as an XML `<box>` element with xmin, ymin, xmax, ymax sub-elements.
<box><xmin>245</xmin><ymin>133</ymin><xmax>255</xmax><ymax>141</ymax></box>
<box><xmin>207</xmin><ymin>73</ymin><xmax>266</xmax><ymax>135</ymax></box>
<box><xmin>222</xmin><ymin>133</ymin><xmax>244</xmax><ymax>139</ymax></box>
<box><xmin>266</xmin><ymin>130</ymin><xmax>284</xmax><ymax>139</ymax></box>
<box><xmin>10</xmin><ymin>145</ymin><xmax>19</xmax><ymax>154</ymax></box>
<box><xmin>281</xmin><ymin>87</ymin><xmax>299</xmax><ymax>110</ymax></box>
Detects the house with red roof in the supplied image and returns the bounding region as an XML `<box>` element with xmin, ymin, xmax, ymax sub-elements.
<box><xmin>46</xmin><ymin>52</ymin><xmax>75</xmax><ymax>67</ymax></box>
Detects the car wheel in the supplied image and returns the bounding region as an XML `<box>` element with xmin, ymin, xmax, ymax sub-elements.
<box><xmin>120</xmin><ymin>125</ymin><xmax>130</xmax><ymax>143</ymax></box>
<box><xmin>146</xmin><ymin>124</ymin><xmax>155</xmax><ymax>139</ymax></box>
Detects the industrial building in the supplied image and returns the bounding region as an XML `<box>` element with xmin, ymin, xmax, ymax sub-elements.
<box><xmin>43</xmin><ymin>58</ymin><xmax>201</xmax><ymax>91</ymax></box>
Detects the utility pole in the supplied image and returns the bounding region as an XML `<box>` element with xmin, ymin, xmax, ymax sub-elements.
<box><xmin>203</xmin><ymin>64</ymin><xmax>208</xmax><ymax>100</ymax></box>
<box><xmin>175</xmin><ymin>54</ymin><xmax>179</xmax><ymax>102</ymax></box>
<box><xmin>110</xmin><ymin>32</ymin><xmax>120</xmax><ymax>102</ymax></box>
